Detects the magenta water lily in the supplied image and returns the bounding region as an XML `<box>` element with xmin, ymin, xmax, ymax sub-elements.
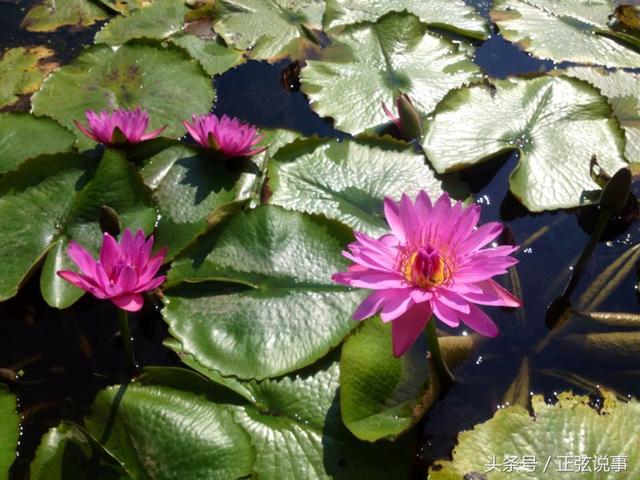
<box><xmin>183</xmin><ymin>113</ymin><xmax>266</xmax><ymax>158</ymax></box>
<box><xmin>75</xmin><ymin>107</ymin><xmax>166</xmax><ymax>146</ymax></box>
<box><xmin>333</xmin><ymin>191</ymin><xmax>521</xmax><ymax>357</ymax></box>
<box><xmin>57</xmin><ymin>229</ymin><xmax>167</xmax><ymax>312</ymax></box>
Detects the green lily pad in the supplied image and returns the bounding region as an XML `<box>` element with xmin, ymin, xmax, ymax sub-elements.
<box><xmin>0</xmin><ymin>385</ymin><xmax>19</xmax><ymax>480</ymax></box>
<box><xmin>268</xmin><ymin>137</ymin><xmax>454</xmax><ymax>236</ymax></box>
<box><xmin>0</xmin><ymin>46</ymin><xmax>59</xmax><ymax>109</ymax></box>
<box><xmin>32</xmin><ymin>44</ymin><xmax>214</xmax><ymax>149</ymax></box>
<box><xmin>301</xmin><ymin>12</ymin><xmax>481</xmax><ymax>135</ymax></box>
<box><xmin>491</xmin><ymin>0</ymin><xmax>640</xmax><ymax>68</ymax></box>
<box><xmin>0</xmin><ymin>113</ymin><xmax>75</xmax><ymax>174</ymax></box>
<box><xmin>164</xmin><ymin>206</ymin><xmax>364</xmax><ymax>379</ymax></box>
<box><xmin>31</xmin><ymin>422</ymin><xmax>132</xmax><ymax>480</ymax></box>
<box><xmin>21</xmin><ymin>0</ymin><xmax>109</xmax><ymax>32</ymax></box>
<box><xmin>213</xmin><ymin>0</ymin><xmax>324</xmax><ymax>61</ymax></box>
<box><xmin>96</xmin><ymin>0</ymin><xmax>146</xmax><ymax>15</ymax></box>
<box><xmin>95</xmin><ymin>0</ymin><xmax>190</xmax><ymax>45</ymax></box>
<box><xmin>84</xmin><ymin>382</ymin><xmax>254</xmax><ymax>480</ymax></box>
<box><xmin>139</xmin><ymin>143</ymin><xmax>250</xmax><ymax>260</ymax></box>
<box><xmin>422</xmin><ymin>75</ymin><xmax>627</xmax><ymax>211</ymax></box>
<box><xmin>169</xmin><ymin>34</ymin><xmax>245</xmax><ymax>76</ymax></box>
<box><xmin>324</xmin><ymin>0</ymin><xmax>488</xmax><ymax>39</ymax></box>
<box><xmin>565</xmin><ymin>67</ymin><xmax>640</xmax><ymax>164</ymax></box>
<box><xmin>430</xmin><ymin>391</ymin><xmax>640</xmax><ymax>479</ymax></box>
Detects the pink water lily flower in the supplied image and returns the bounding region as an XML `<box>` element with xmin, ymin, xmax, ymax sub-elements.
<box><xmin>57</xmin><ymin>229</ymin><xmax>167</xmax><ymax>312</ymax></box>
<box><xmin>332</xmin><ymin>191</ymin><xmax>521</xmax><ymax>357</ymax></box>
<box><xmin>183</xmin><ymin>113</ymin><xmax>266</xmax><ymax>158</ymax></box>
<box><xmin>75</xmin><ymin>107</ymin><xmax>166</xmax><ymax>146</ymax></box>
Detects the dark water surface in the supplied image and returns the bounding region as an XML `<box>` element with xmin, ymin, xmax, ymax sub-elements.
<box><xmin>1</xmin><ymin>1</ymin><xmax>640</xmax><ymax>479</ymax></box>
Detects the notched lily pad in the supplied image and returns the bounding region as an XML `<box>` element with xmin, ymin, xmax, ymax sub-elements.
<box><xmin>422</xmin><ymin>75</ymin><xmax>627</xmax><ymax>211</ymax></box>
<box><xmin>21</xmin><ymin>0</ymin><xmax>109</xmax><ymax>32</ymax></box>
<box><xmin>0</xmin><ymin>46</ymin><xmax>59</xmax><ymax>109</ymax></box>
<box><xmin>301</xmin><ymin>12</ymin><xmax>481</xmax><ymax>135</ymax></box>
<box><xmin>169</xmin><ymin>34</ymin><xmax>245</xmax><ymax>76</ymax></box>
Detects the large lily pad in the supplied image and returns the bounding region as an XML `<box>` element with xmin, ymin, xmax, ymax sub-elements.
<box><xmin>0</xmin><ymin>47</ymin><xmax>59</xmax><ymax>109</ymax></box>
<box><xmin>169</xmin><ymin>34</ymin><xmax>245</xmax><ymax>76</ymax></box>
<box><xmin>32</xmin><ymin>44</ymin><xmax>214</xmax><ymax>149</ymax></box>
<box><xmin>301</xmin><ymin>13</ymin><xmax>481</xmax><ymax>135</ymax></box>
<box><xmin>491</xmin><ymin>0</ymin><xmax>640</xmax><ymax>68</ymax></box>
<box><xmin>164</xmin><ymin>206</ymin><xmax>364</xmax><ymax>379</ymax></box>
<box><xmin>422</xmin><ymin>75</ymin><xmax>627</xmax><ymax>211</ymax></box>
<box><xmin>0</xmin><ymin>113</ymin><xmax>75</xmax><ymax>174</ymax></box>
<box><xmin>268</xmin><ymin>137</ymin><xmax>450</xmax><ymax>236</ymax></box>
<box><xmin>0</xmin><ymin>149</ymin><xmax>156</xmax><ymax>305</ymax></box>
<box><xmin>0</xmin><ymin>385</ymin><xmax>19</xmax><ymax>480</ymax></box>
<box><xmin>94</xmin><ymin>0</ymin><xmax>190</xmax><ymax>45</ymax></box>
<box><xmin>323</xmin><ymin>0</ymin><xmax>488</xmax><ymax>39</ymax></box>
<box><xmin>565</xmin><ymin>67</ymin><xmax>640</xmax><ymax>164</ymax></box>
<box><xmin>431</xmin><ymin>391</ymin><xmax>640</xmax><ymax>479</ymax></box>
<box><xmin>21</xmin><ymin>0</ymin><xmax>109</xmax><ymax>32</ymax></box>
<box><xmin>213</xmin><ymin>0</ymin><xmax>324</xmax><ymax>61</ymax></box>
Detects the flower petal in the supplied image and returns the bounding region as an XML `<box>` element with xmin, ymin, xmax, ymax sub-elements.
<box><xmin>458</xmin><ymin>304</ymin><xmax>499</xmax><ymax>337</ymax></box>
<box><xmin>431</xmin><ymin>298</ymin><xmax>461</xmax><ymax>328</ymax></box>
<box><xmin>67</xmin><ymin>241</ymin><xmax>98</xmax><ymax>278</ymax></box>
<box><xmin>391</xmin><ymin>302</ymin><xmax>432</xmax><ymax>357</ymax></box>
<box><xmin>353</xmin><ymin>289</ymin><xmax>388</xmax><ymax>321</ymax></box>
<box><xmin>380</xmin><ymin>292</ymin><xmax>414</xmax><ymax>322</ymax></box>
<box><xmin>111</xmin><ymin>293</ymin><xmax>144</xmax><ymax>312</ymax></box>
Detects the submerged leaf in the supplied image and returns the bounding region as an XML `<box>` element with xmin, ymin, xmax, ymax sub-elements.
<box><xmin>431</xmin><ymin>391</ymin><xmax>640</xmax><ymax>479</ymax></box>
<box><xmin>301</xmin><ymin>12</ymin><xmax>481</xmax><ymax>135</ymax></box>
<box><xmin>491</xmin><ymin>0</ymin><xmax>640</xmax><ymax>68</ymax></box>
<box><xmin>423</xmin><ymin>76</ymin><xmax>627</xmax><ymax>211</ymax></box>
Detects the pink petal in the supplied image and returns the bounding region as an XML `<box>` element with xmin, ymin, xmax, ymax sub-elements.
<box><xmin>458</xmin><ymin>304</ymin><xmax>499</xmax><ymax>337</ymax></box>
<box><xmin>398</xmin><ymin>193</ymin><xmax>420</xmax><ymax>246</ymax></box>
<box><xmin>458</xmin><ymin>279</ymin><xmax>521</xmax><ymax>308</ymax></box>
<box><xmin>434</xmin><ymin>290</ymin><xmax>470</xmax><ymax>314</ymax></box>
<box><xmin>458</xmin><ymin>222</ymin><xmax>503</xmax><ymax>253</ymax></box>
<box><xmin>111</xmin><ymin>293</ymin><xmax>144</xmax><ymax>312</ymax></box>
<box><xmin>74</xmin><ymin>121</ymin><xmax>99</xmax><ymax>142</ymax></box>
<box><xmin>140</xmin><ymin>125</ymin><xmax>167</xmax><ymax>141</ymax></box>
<box><xmin>67</xmin><ymin>241</ymin><xmax>98</xmax><ymax>278</ymax></box>
<box><xmin>383</xmin><ymin>197</ymin><xmax>405</xmax><ymax>243</ymax></box>
<box><xmin>431</xmin><ymin>298</ymin><xmax>462</xmax><ymax>328</ymax></box>
<box><xmin>391</xmin><ymin>302</ymin><xmax>432</xmax><ymax>357</ymax></box>
<box><xmin>332</xmin><ymin>271</ymin><xmax>406</xmax><ymax>290</ymax></box>
<box><xmin>57</xmin><ymin>270</ymin><xmax>101</xmax><ymax>296</ymax></box>
<box><xmin>380</xmin><ymin>292</ymin><xmax>414</xmax><ymax>322</ymax></box>
<box><xmin>353</xmin><ymin>289</ymin><xmax>388</xmax><ymax>321</ymax></box>
<box><xmin>115</xmin><ymin>265</ymin><xmax>138</xmax><ymax>293</ymax></box>
<box><xmin>99</xmin><ymin>233</ymin><xmax>121</xmax><ymax>276</ymax></box>
<box><xmin>134</xmin><ymin>275</ymin><xmax>166</xmax><ymax>294</ymax></box>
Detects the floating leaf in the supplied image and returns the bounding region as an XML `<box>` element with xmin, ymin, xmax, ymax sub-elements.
<box><xmin>0</xmin><ymin>113</ymin><xmax>75</xmax><ymax>174</ymax></box>
<box><xmin>423</xmin><ymin>76</ymin><xmax>627</xmax><ymax>211</ymax></box>
<box><xmin>164</xmin><ymin>206</ymin><xmax>364</xmax><ymax>379</ymax></box>
<box><xmin>96</xmin><ymin>0</ymin><xmax>148</xmax><ymax>15</ymax></box>
<box><xmin>491</xmin><ymin>0</ymin><xmax>640</xmax><ymax>68</ymax></box>
<box><xmin>301</xmin><ymin>13</ymin><xmax>481</xmax><ymax>135</ymax></box>
<box><xmin>431</xmin><ymin>391</ymin><xmax>640</xmax><ymax>479</ymax></box>
<box><xmin>21</xmin><ymin>0</ymin><xmax>109</xmax><ymax>32</ymax></box>
<box><xmin>565</xmin><ymin>67</ymin><xmax>640</xmax><ymax>163</ymax></box>
<box><xmin>95</xmin><ymin>0</ymin><xmax>189</xmax><ymax>45</ymax></box>
<box><xmin>268</xmin><ymin>137</ymin><xmax>454</xmax><ymax>236</ymax></box>
<box><xmin>31</xmin><ymin>422</ymin><xmax>132</xmax><ymax>480</ymax></box>
<box><xmin>324</xmin><ymin>0</ymin><xmax>488</xmax><ymax>39</ymax></box>
<box><xmin>213</xmin><ymin>0</ymin><xmax>324</xmax><ymax>61</ymax></box>
<box><xmin>0</xmin><ymin>46</ymin><xmax>59</xmax><ymax>109</ymax></box>
<box><xmin>32</xmin><ymin>44</ymin><xmax>214</xmax><ymax>149</ymax></box>
<box><xmin>84</xmin><ymin>382</ymin><xmax>255</xmax><ymax>480</ymax></box>
<box><xmin>169</xmin><ymin>34</ymin><xmax>245</xmax><ymax>76</ymax></box>
<box><xmin>0</xmin><ymin>385</ymin><xmax>19</xmax><ymax>480</ymax></box>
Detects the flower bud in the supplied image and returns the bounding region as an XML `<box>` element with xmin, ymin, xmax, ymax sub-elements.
<box><xmin>599</xmin><ymin>167</ymin><xmax>631</xmax><ymax>217</ymax></box>
<box><xmin>99</xmin><ymin>205</ymin><xmax>121</xmax><ymax>237</ymax></box>
<box><xmin>396</xmin><ymin>94</ymin><xmax>423</xmax><ymax>141</ymax></box>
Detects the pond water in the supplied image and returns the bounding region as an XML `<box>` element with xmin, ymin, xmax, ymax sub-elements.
<box><xmin>1</xmin><ymin>0</ymin><xmax>639</xmax><ymax>479</ymax></box>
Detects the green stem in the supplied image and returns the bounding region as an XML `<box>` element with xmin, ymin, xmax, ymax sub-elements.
<box><xmin>117</xmin><ymin>309</ymin><xmax>137</xmax><ymax>375</ymax></box>
<box><xmin>425</xmin><ymin>317</ymin><xmax>455</xmax><ymax>389</ymax></box>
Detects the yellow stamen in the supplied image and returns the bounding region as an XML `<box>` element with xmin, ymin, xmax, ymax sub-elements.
<box><xmin>403</xmin><ymin>251</ymin><xmax>447</xmax><ymax>289</ymax></box>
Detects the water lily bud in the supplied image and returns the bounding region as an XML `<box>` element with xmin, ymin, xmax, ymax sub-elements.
<box><xmin>397</xmin><ymin>94</ymin><xmax>423</xmax><ymax>141</ymax></box>
<box><xmin>600</xmin><ymin>167</ymin><xmax>631</xmax><ymax>217</ymax></box>
<box><xmin>99</xmin><ymin>205</ymin><xmax>121</xmax><ymax>237</ymax></box>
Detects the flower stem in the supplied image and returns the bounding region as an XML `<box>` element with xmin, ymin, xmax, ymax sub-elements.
<box><xmin>425</xmin><ymin>317</ymin><xmax>455</xmax><ymax>390</ymax></box>
<box><xmin>117</xmin><ymin>309</ymin><xmax>137</xmax><ymax>375</ymax></box>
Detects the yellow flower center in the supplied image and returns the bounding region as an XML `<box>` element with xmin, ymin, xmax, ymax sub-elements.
<box><xmin>402</xmin><ymin>247</ymin><xmax>448</xmax><ymax>289</ymax></box>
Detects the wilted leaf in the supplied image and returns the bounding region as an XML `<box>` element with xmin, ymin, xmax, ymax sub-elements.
<box><xmin>21</xmin><ymin>0</ymin><xmax>109</xmax><ymax>32</ymax></box>
<box><xmin>0</xmin><ymin>47</ymin><xmax>59</xmax><ymax>108</ymax></box>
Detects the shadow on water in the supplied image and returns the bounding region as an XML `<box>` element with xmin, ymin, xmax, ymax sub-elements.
<box><xmin>2</xmin><ymin>0</ymin><xmax>640</xmax><ymax>479</ymax></box>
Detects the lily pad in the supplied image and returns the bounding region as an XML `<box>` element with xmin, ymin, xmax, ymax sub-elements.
<box><xmin>422</xmin><ymin>75</ymin><xmax>627</xmax><ymax>211</ymax></box>
<box><xmin>164</xmin><ymin>206</ymin><xmax>364</xmax><ymax>379</ymax></box>
<box><xmin>0</xmin><ymin>385</ymin><xmax>19</xmax><ymax>480</ymax></box>
<box><xmin>268</xmin><ymin>137</ymin><xmax>452</xmax><ymax>236</ymax></box>
<box><xmin>565</xmin><ymin>67</ymin><xmax>640</xmax><ymax>164</ymax></box>
<box><xmin>0</xmin><ymin>46</ymin><xmax>59</xmax><ymax>109</ymax></box>
<box><xmin>430</xmin><ymin>391</ymin><xmax>640</xmax><ymax>479</ymax></box>
<box><xmin>96</xmin><ymin>0</ymin><xmax>147</xmax><ymax>15</ymax></box>
<box><xmin>95</xmin><ymin>0</ymin><xmax>189</xmax><ymax>45</ymax></box>
<box><xmin>323</xmin><ymin>0</ymin><xmax>488</xmax><ymax>39</ymax></box>
<box><xmin>169</xmin><ymin>34</ymin><xmax>245</xmax><ymax>76</ymax></box>
<box><xmin>32</xmin><ymin>44</ymin><xmax>214</xmax><ymax>149</ymax></box>
<box><xmin>83</xmin><ymin>381</ymin><xmax>254</xmax><ymax>480</ymax></box>
<box><xmin>0</xmin><ymin>113</ymin><xmax>75</xmax><ymax>174</ymax></box>
<box><xmin>213</xmin><ymin>0</ymin><xmax>325</xmax><ymax>61</ymax></box>
<box><xmin>31</xmin><ymin>422</ymin><xmax>132</xmax><ymax>480</ymax></box>
<box><xmin>491</xmin><ymin>0</ymin><xmax>640</xmax><ymax>68</ymax></box>
<box><xmin>21</xmin><ymin>0</ymin><xmax>109</xmax><ymax>32</ymax></box>
<box><xmin>301</xmin><ymin>12</ymin><xmax>481</xmax><ymax>135</ymax></box>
